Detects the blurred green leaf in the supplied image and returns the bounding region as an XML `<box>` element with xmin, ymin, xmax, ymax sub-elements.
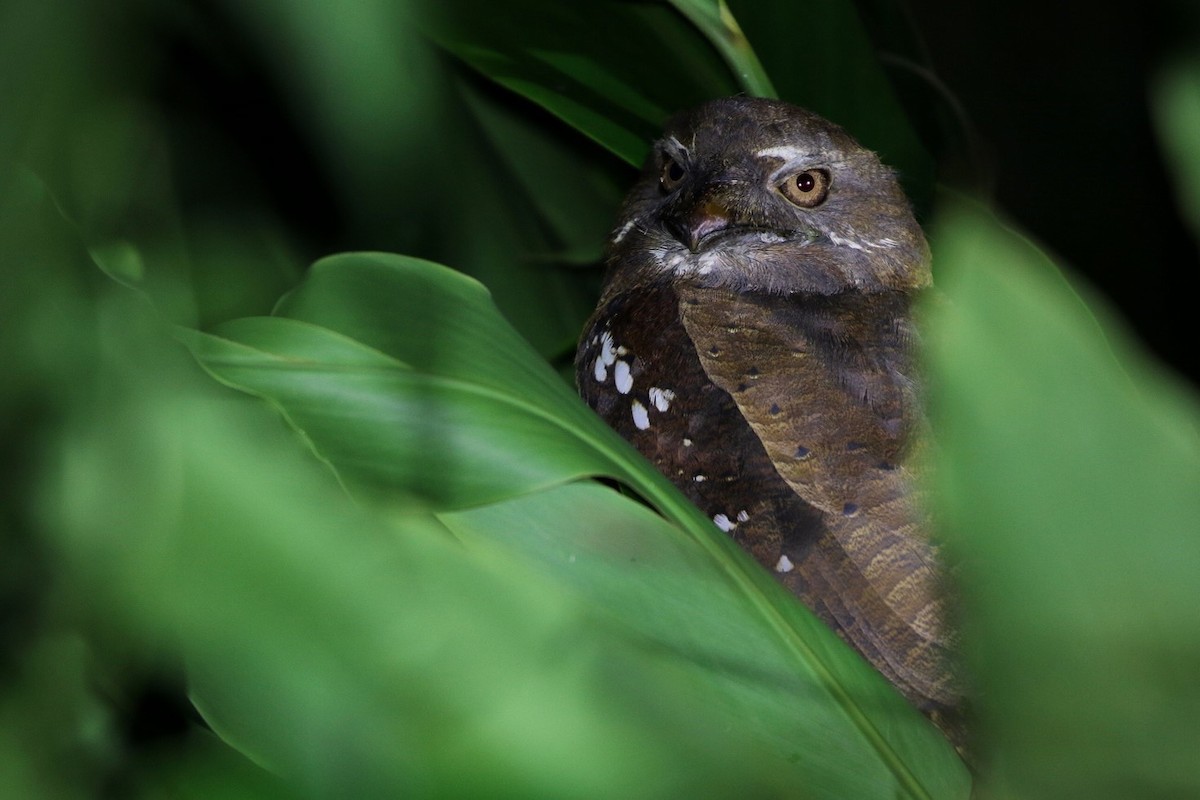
<box><xmin>1153</xmin><ymin>57</ymin><xmax>1200</xmax><ymax>243</ymax></box>
<box><xmin>126</xmin><ymin>729</ymin><xmax>297</xmax><ymax>800</ymax></box>
<box><xmin>0</xmin><ymin>635</ymin><xmax>115</xmax><ymax>799</ymax></box>
<box><xmin>183</xmin><ymin>313</ymin><xmax>612</xmax><ymax>507</ymax></box>
<box><xmin>926</xmin><ymin>199</ymin><xmax>1200</xmax><ymax>799</ymax></box>
<box><xmin>182</xmin><ymin>252</ymin><xmax>970</xmax><ymax>798</ymax></box>
<box><xmin>443</xmin><ymin>484</ymin><xmax>972</xmax><ymax>800</ymax></box>
<box><xmin>39</xmin><ymin>296</ymin><xmax>794</xmax><ymax>797</ymax></box>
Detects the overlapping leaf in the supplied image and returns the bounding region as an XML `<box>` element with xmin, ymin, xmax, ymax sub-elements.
<box><xmin>925</xmin><ymin>201</ymin><xmax>1200</xmax><ymax>799</ymax></box>
<box><xmin>185</xmin><ymin>252</ymin><xmax>971</xmax><ymax>798</ymax></box>
<box><xmin>425</xmin><ymin>0</ymin><xmax>738</xmax><ymax>166</ymax></box>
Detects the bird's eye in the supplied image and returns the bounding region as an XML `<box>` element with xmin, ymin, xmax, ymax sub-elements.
<box><xmin>779</xmin><ymin>169</ymin><xmax>830</xmax><ymax>208</ymax></box>
<box><xmin>659</xmin><ymin>155</ymin><xmax>686</xmax><ymax>192</ymax></box>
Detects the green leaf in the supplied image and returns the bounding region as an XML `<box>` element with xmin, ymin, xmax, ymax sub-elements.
<box><xmin>667</xmin><ymin>0</ymin><xmax>776</xmax><ymax>97</ymax></box>
<box><xmin>45</xmin><ymin>340</ymin><xmax>778</xmax><ymax>798</ymax></box>
<box><xmin>183</xmin><ymin>251</ymin><xmax>971</xmax><ymax>798</ymax></box>
<box><xmin>925</xmin><ymin>199</ymin><xmax>1200</xmax><ymax>799</ymax></box>
<box><xmin>443</xmin><ymin>483</ymin><xmax>972</xmax><ymax>800</ymax></box>
<box><xmin>183</xmin><ymin>314</ymin><xmax>614</xmax><ymax>507</ymax></box>
<box><xmin>457</xmin><ymin>79</ymin><xmax>626</xmax><ymax>266</ymax></box>
<box><xmin>425</xmin><ymin>0</ymin><xmax>738</xmax><ymax>165</ymax></box>
<box><xmin>1152</xmin><ymin>57</ymin><xmax>1200</xmax><ymax>243</ymax></box>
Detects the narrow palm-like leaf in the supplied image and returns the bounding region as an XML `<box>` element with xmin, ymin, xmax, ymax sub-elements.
<box><xmin>424</xmin><ymin>0</ymin><xmax>738</xmax><ymax>165</ymax></box>
<box><xmin>667</xmin><ymin>0</ymin><xmax>776</xmax><ymax>97</ymax></box>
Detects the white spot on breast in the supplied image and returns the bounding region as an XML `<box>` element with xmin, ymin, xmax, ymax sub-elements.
<box><xmin>682</xmin><ymin>438</ymin><xmax>693</xmax><ymax>447</ymax></box>
<box><xmin>648</xmin><ymin>387</ymin><xmax>675</xmax><ymax>412</ymax></box>
<box><xmin>600</xmin><ymin>331</ymin><xmax>618</xmax><ymax>366</ymax></box>
<box><xmin>736</xmin><ymin>509</ymin><xmax>749</xmax><ymax>522</ymax></box>
<box><xmin>775</xmin><ymin>554</ymin><xmax>795</xmax><ymax>573</ymax></box>
<box><xmin>592</xmin><ymin>357</ymin><xmax>607</xmax><ymax>382</ymax></box>
<box><xmin>713</xmin><ymin>513</ymin><xmax>736</xmax><ymax>532</ymax></box>
<box><xmin>631</xmin><ymin>399</ymin><xmax>650</xmax><ymax>430</ymax></box>
<box><xmin>614</xmin><ymin>360</ymin><xmax>633</xmax><ymax>394</ymax></box>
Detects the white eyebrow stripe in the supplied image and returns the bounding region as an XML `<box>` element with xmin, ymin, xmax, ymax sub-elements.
<box><xmin>663</xmin><ymin>135</ymin><xmax>689</xmax><ymax>156</ymax></box>
<box><xmin>755</xmin><ymin>145</ymin><xmax>814</xmax><ymax>162</ymax></box>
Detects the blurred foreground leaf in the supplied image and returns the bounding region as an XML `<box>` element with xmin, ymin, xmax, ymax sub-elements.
<box><xmin>183</xmin><ymin>253</ymin><xmax>971</xmax><ymax>798</ymax></box>
<box><xmin>926</xmin><ymin>201</ymin><xmax>1200</xmax><ymax>799</ymax></box>
<box><xmin>1153</xmin><ymin>57</ymin><xmax>1200</xmax><ymax>243</ymax></box>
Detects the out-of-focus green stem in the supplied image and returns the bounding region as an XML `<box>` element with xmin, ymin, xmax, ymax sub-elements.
<box><xmin>668</xmin><ymin>0</ymin><xmax>777</xmax><ymax>98</ymax></box>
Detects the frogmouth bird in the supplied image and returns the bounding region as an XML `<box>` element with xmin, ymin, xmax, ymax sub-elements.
<box><xmin>575</xmin><ymin>97</ymin><xmax>964</xmax><ymax>749</ymax></box>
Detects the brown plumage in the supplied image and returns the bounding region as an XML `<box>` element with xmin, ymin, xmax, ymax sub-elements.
<box><xmin>575</xmin><ymin>97</ymin><xmax>965</xmax><ymax>750</ymax></box>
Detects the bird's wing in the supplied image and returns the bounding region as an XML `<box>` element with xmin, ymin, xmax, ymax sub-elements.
<box><xmin>677</xmin><ymin>283</ymin><xmax>961</xmax><ymax>711</ymax></box>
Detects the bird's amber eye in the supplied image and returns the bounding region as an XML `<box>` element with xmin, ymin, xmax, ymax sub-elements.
<box><xmin>779</xmin><ymin>169</ymin><xmax>830</xmax><ymax>208</ymax></box>
<box><xmin>659</xmin><ymin>155</ymin><xmax>686</xmax><ymax>192</ymax></box>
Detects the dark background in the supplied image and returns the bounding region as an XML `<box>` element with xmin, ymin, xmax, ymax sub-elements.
<box><xmin>901</xmin><ymin>0</ymin><xmax>1198</xmax><ymax>385</ymax></box>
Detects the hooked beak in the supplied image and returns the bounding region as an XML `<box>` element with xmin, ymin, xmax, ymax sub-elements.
<box><xmin>665</xmin><ymin>198</ymin><xmax>735</xmax><ymax>253</ymax></box>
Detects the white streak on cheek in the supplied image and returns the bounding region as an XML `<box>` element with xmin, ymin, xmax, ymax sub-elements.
<box><xmin>828</xmin><ymin>231</ymin><xmax>867</xmax><ymax>252</ymax></box>
<box><xmin>828</xmin><ymin>231</ymin><xmax>900</xmax><ymax>251</ymax></box>
<box><xmin>612</xmin><ymin>218</ymin><xmax>638</xmax><ymax>244</ymax></box>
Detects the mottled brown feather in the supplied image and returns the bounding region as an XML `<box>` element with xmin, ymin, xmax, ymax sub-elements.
<box><xmin>575</xmin><ymin>96</ymin><xmax>968</xmax><ymax>753</ymax></box>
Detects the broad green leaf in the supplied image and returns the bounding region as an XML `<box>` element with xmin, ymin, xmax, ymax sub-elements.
<box><xmin>183</xmin><ymin>315</ymin><xmax>615</xmax><ymax>507</ymax></box>
<box><xmin>43</xmin><ymin>334</ymin><xmax>787</xmax><ymax>798</ymax></box>
<box><xmin>273</xmin><ymin>253</ymin><xmax>605</xmax><ymax>435</ymax></box>
<box><xmin>443</xmin><ymin>483</ymin><xmax>972</xmax><ymax>800</ymax></box>
<box><xmin>925</xmin><ymin>200</ymin><xmax>1200</xmax><ymax>799</ymax></box>
<box><xmin>184</xmin><ymin>252</ymin><xmax>971</xmax><ymax>797</ymax></box>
